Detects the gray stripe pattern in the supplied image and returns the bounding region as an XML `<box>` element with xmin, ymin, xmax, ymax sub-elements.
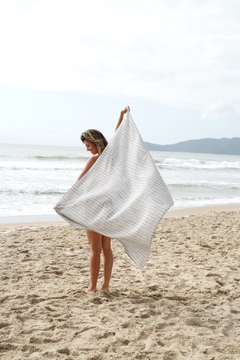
<box><xmin>55</xmin><ymin>111</ymin><xmax>174</xmax><ymax>268</ymax></box>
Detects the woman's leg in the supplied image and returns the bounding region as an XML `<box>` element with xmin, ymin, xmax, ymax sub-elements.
<box><xmin>86</xmin><ymin>230</ymin><xmax>102</xmax><ymax>294</ymax></box>
<box><xmin>101</xmin><ymin>236</ymin><xmax>113</xmax><ymax>291</ymax></box>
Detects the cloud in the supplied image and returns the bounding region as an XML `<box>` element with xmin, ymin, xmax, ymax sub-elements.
<box><xmin>0</xmin><ymin>0</ymin><xmax>240</xmax><ymax>112</ymax></box>
<box><xmin>201</xmin><ymin>100</ymin><xmax>235</xmax><ymax>119</ymax></box>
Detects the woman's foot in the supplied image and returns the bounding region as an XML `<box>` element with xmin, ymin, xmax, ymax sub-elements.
<box><xmin>100</xmin><ymin>285</ymin><xmax>109</xmax><ymax>292</ymax></box>
<box><xmin>85</xmin><ymin>287</ymin><xmax>97</xmax><ymax>294</ymax></box>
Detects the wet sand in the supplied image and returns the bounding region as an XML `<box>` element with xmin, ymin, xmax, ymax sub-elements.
<box><xmin>0</xmin><ymin>206</ymin><xmax>240</xmax><ymax>359</ymax></box>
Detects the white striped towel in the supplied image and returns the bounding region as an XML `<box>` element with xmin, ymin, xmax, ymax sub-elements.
<box><xmin>55</xmin><ymin>111</ymin><xmax>174</xmax><ymax>268</ymax></box>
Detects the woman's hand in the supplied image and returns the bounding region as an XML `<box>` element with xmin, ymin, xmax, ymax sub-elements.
<box><xmin>115</xmin><ymin>106</ymin><xmax>130</xmax><ymax>132</ymax></box>
<box><xmin>120</xmin><ymin>106</ymin><xmax>130</xmax><ymax>115</ymax></box>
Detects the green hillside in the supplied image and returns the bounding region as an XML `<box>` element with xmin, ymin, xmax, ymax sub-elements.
<box><xmin>145</xmin><ymin>137</ymin><xmax>240</xmax><ymax>155</ymax></box>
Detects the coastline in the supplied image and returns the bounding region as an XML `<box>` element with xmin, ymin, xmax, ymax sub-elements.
<box><xmin>164</xmin><ymin>203</ymin><xmax>240</xmax><ymax>218</ymax></box>
<box><xmin>1</xmin><ymin>204</ymin><xmax>239</xmax><ymax>228</ymax></box>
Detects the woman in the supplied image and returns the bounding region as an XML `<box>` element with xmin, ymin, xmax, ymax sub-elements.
<box><xmin>76</xmin><ymin>106</ymin><xmax>130</xmax><ymax>294</ymax></box>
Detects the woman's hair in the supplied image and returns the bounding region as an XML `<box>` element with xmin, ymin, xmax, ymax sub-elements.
<box><xmin>80</xmin><ymin>129</ymin><xmax>108</xmax><ymax>155</ymax></box>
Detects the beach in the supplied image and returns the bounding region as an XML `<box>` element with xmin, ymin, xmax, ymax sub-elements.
<box><xmin>1</xmin><ymin>205</ymin><xmax>240</xmax><ymax>359</ymax></box>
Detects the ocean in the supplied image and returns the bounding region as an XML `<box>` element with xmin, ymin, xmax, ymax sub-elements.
<box><xmin>0</xmin><ymin>143</ymin><xmax>239</xmax><ymax>222</ymax></box>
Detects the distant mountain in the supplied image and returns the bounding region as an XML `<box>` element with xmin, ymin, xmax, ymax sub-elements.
<box><xmin>144</xmin><ymin>137</ymin><xmax>240</xmax><ymax>155</ymax></box>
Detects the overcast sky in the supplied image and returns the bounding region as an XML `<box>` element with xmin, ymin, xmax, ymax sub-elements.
<box><xmin>0</xmin><ymin>0</ymin><xmax>240</xmax><ymax>146</ymax></box>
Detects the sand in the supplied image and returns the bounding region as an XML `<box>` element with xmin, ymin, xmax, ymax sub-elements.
<box><xmin>0</xmin><ymin>207</ymin><xmax>240</xmax><ymax>359</ymax></box>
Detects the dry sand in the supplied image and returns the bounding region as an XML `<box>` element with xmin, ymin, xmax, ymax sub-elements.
<box><xmin>0</xmin><ymin>208</ymin><xmax>240</xmax><ymax>359</ymax></box>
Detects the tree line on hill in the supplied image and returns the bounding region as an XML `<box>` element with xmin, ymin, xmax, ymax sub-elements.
<box><xmin>144</xmin><ymin>137</ymin><xmax>240</xmax><ymax>155</ymax></box>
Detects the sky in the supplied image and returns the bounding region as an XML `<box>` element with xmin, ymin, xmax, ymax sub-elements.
<box><xmin>0</xmin><ymin>0</ymin><xmax>240</xmax><ymax>147</ymax></box>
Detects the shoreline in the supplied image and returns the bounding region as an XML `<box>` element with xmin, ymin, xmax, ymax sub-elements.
<box><xmin>1</xmin><ymin>204</ymin><xmax>239</xmax><ymax>228</ymax></box>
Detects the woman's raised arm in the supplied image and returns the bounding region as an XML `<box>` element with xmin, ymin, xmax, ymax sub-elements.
<box><xmin>115</xmin><ymin>106</ymin><xmax>130</xmax><ymax>132</ymax></box>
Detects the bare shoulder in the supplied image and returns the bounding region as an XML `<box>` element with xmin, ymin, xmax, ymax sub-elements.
<box><xmin>88</xmin><ymin>155</ymin><xmax>99</xmax><ymax>165</ymax></box>
<box><xmin>85</xmin><ymin>155</ymin><xmax>99</xmax><ymax>170</ymax></box>
<box><xmin>75</xmin><ymin>155</ymin><xmax>100</xmax><ymax>183</ymax></box>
